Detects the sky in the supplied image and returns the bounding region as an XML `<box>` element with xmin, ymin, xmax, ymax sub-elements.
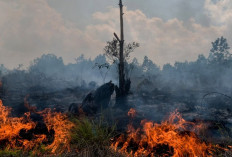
<box><xmin>0</xmin><ymin>0</ymin><xmax>231</xmax><ymax>69</ymax></box>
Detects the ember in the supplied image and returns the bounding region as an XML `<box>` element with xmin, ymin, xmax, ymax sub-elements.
<box><xmin>0</xmin><ymin>100</ymin><xmax>74</xmax><ymax>154</ymax></box>
<box><xmin>112</xmin><ymin>109</ymin><xmax>219</xmax><ymax>157</ymax></box>
<box><xmin>128</xmin><ymin>108</ymin><xmax>136</xmax><ymax>118</ymax></box>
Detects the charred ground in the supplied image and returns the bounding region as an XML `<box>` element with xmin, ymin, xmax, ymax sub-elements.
<box><xmin>0</xmin><ymin>37</ymin><xmax>232</xmax><ymax>156</ymax></box>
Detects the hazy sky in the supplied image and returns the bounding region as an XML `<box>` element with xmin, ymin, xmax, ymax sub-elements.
<box><xmin>0</xmin><ymin>0</ymin><xmax>231</xmax><ymax>69</ymax></box>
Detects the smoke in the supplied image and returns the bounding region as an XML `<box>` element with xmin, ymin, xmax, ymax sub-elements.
<box><xmin>0</xmin><ymin>50</ymin><xmax>232</xmax><ymax>125</ymax></box>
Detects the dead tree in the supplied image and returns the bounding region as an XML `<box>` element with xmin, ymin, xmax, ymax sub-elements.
<box><xmin>114</xmin><ymin>0</ymin><xmax>126</xmax><ymax>97</ymax></box>
<box><xmin>104</xmin><ymin>0</ymin><xmax>139</xmax><ymax>108</ymax></box>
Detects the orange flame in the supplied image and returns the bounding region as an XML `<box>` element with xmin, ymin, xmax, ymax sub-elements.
<box><xmin>112</xmin><ymin>109</ymin><xmax>215</xmax><ymax>157</ymax></box>
<box><xmin>40</xmin><ymin>108</ymin><xmax>74</xmax><ymax>154</ymax></box>
<box><xmin>0</xmin><ymin>100</ymin><xmax>40</xmax><ymax>150</ymax></box>
<box><xmin>128</xmin><ymin>108</ymin><xmax>136</xmax><ymax>118</ymax></box>
<box><xmin>0</xmin><ymin>100</ymin><xmax>74</xmax><ymax>154</ymax></box>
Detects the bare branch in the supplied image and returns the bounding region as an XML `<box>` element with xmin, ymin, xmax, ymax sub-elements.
<box><xmin>114</xmin><ymin>33</ymin><xmax>120</xmax><ymax>42</ymax></box>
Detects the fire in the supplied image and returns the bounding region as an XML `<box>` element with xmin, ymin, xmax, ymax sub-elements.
<box><xmin>128</xmin><ymin>108</ymin><xmax>136</xmax><ymax>118</ymax></box>
<box><xmin>40</xmin><ymin>108</ymin><xmax>74</xmax><ymax>154</ymax></box>
<box><xmin>0</xmin><ymin>100</ymin><xmax>38</xmax><ymax>150</ymax></box>
<box><xmin>0</xmin><ymin>100</ymin><xmax>74</xmax><ymax>154</ymax></box>
<box><xmin>112</xmin><ymin>109</ymin><xmax>216</xmax><ymax>157</ymax></box>
<box><xmin>24</xmin><ymin>96</ymin><xmax>74</xmax><ymax>153</ymax></box>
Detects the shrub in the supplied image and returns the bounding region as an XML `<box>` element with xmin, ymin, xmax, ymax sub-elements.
<box><xmin>70</xmin><ymin>116</ymin><xmax>122</xmax><ymax>157</ymax></box>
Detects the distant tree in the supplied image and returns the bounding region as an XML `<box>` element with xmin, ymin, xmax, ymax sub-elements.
<box><xmin>142</xmin><ymin>56</ymin><xmax>160</xmax><ymax>78</ymax></box>
<box><xmin>174</xmin><ymin>61</ymin><xmax>189</xmax><ymax>71</ymax></box>
<box><xmin>163</xmin><ymin>63</ymin><xmax>173</xmax><ymax>72</ymax></box>
<box><xmin>131</xmin><ymin>57</ymin><xmax>139</xmax><ymax>67</ymax></box>
<box><xmin>93</xmin><ymin>54</ymin><xmax>107</xmax><ymax>64</ymax></box>
<box><xmin>208</xmin><ymin>36</ymin><xmax>231</xmax><ymax>65</ymax></box>
<box><xmin>29</xmin><ymin>54</ymin><xmax>65</xmax><ymax>78</ymax></box>
<box><xmin>16</xmin><ymin>64</ymin><xmax>24</xmax><ymax>70</ymax></box>
<box><xmin>126</xmin><ymin>58</ymin><xmax>141</xmax><ymax>78</ymax></box>
<box><xmin>142</xmin><ymin>56</ymin><xmax>153</xmax><ymax>72</ymax></box>
<box><xmin>197</xmin><ymin>54</ymin><xmax>207</xmax><ymax>64</ymax></box>
<box><xmin>75</xmin><ymin>54</ymin><xmax>85</xmax><ymax>63</ymax></box>
<box><xmin>0</xmin><ymin>64</ymin><xmax>8</xmax><ymax>75</ymax></box>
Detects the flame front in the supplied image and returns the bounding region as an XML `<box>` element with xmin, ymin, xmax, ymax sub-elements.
<box><xmin>0</xmin><ymin>100</ymin><xmax>74</xmax><ymax>154</ymax></box>
<box><xmin>112</xmin><ymin>110</ymin><xmax>214</xmax><ymax>157</ymax></box>
<box><xmin>0</xmin><ymin>100</ymin><xmax>38</xmax><ymax>150</ymax></box>
<box><xmin>40</xmin><ymin>108</ymin><xmax>74</xmax><ymax>153</ymax></box>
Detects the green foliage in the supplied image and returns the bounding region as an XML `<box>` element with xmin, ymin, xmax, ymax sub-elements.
<box><xmin>70</xmin><ymin>116</ymin><xmax>117</xmax><ymax>156</ymax></box>
<box><xmin>0</xmin><ymin>144</ymin><xmax>55</xmax><ymax>157</ymax></box>
<box><xmin>30</xmin><ymin>144</ymin><xmax>51</xmax><ymax>156</ymax></box>
<box><xmin>70</xmin><ymin>117</ymin><xmax>115</xmax><ymax>148</ymax></box>
<box><xmin>0</xmin><ymin>149</ymin><xmax>23</xmax><ymax>157</ymax></box>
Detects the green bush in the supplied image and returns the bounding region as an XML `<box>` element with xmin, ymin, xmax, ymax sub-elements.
<box><xmin>70</xmin><ymin>116</ymin><xmax>121</xmax><ymax>157</ymax></box>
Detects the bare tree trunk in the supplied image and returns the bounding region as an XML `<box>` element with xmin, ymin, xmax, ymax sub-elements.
<box><xmin>114</xmin><ymin>0</ymin><xmax>131</xmax><ymax>109</ymax></box>
<box><xmin>119</xmin><ymin>0</ymin><xmax>125</xmax><ymax>96</ymax></box>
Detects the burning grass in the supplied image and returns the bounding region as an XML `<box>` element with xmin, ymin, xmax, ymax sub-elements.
<box><xmin>0</xmin><ymin>98</ymin><xmax>231</xmax><ymax>156</ymax></box>
<box><xmin>0</xmin><ymin>99</ymin><xmax>121</xmax><ymax>156</ymax></box>
<box><xmin>111</xmin><ymin>109</ymin><xmax>232</xmax><ymax>157</ymax></box>
<box><xmin>0</xmin><ymin>100</ymin><xmax>74</xmax><ymax>156</ymax></box>
<box><xmin>39</xmin><ymin>108</ymin><xmax>74</xmax><ymax>154</ymax></box>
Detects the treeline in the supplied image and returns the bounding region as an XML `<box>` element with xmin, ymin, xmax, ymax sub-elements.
<box><xmin>0</xmin><ymin>36</ymin><xmax>232</xmax><ymax>95</ymax></box>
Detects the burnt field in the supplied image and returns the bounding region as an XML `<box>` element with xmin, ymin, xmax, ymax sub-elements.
<box><xmin>0</xmin><ymin>51</ymin><xmax>232</xmax><ymax>156</ymax></box>
<box><xmin>3</xmin><ymin>0</ymin><xmax>232</xmax><ymax>156</ymax></box>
